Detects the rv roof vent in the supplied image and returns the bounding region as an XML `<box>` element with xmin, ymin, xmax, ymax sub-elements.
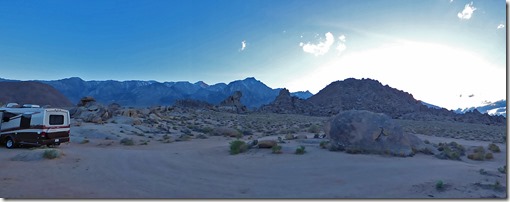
<box><xmin>6</xmin><ymin>103</ymin><xmax>20</xmax><ymax>108</ymax></box>
<box><xmin>22</xmin><ymin>104</ymin><xmax>41</xmax><ymax>108</ymax></box>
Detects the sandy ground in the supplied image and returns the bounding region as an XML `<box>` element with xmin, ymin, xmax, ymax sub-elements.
<box><xmin>0</xmin><ymin>127</ymin><xmax>506</xmax><ymax>199</ymax></box>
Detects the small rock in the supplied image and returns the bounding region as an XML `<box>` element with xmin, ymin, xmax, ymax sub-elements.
<box><xmin>258</xmin><ymin>140</ymin><xmax>277</xmax><ymax>148</ymax></box>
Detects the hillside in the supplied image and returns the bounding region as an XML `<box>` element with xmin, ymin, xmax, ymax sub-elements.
<box><xmin>308</xmin><ymin>78</ymin><xmax>423</xmax><ymax>118</ymax></box>
<box><xmin>0</xmin><ymin>81</ymin><xmax>73</xmax><ymax>107</ymax></box>
<box><xmin>261</xmin><ymin>78</ymin><xmax>505</xmax><ymax>126</ymax></box>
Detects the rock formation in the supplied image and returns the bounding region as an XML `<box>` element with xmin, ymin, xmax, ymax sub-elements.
<box><xmin>325</xmin><ymin>110</ymin><xmax>427</xmax><ymax>157</ymax></box>
<box><xmin>259</xmin><ymin>88</ymin><xmax>316</xmax><ymax>115</ymax></box>
<box><xmin>70</xmin><ymin>97</ymin><xmax>117</xmax><ymax>124</ymax></box>
<box><xmin>219</xmin><ymin>91</ymin><xmax>248</xmax><ymax>113</ymax></box>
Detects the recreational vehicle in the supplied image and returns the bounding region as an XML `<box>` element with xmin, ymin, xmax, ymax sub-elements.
<box><xmin>0</xmin><ymin>103</ymin><xmax>70</xmax><ymax>148</ymax></box>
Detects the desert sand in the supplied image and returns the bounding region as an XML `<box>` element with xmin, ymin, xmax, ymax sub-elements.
<box><xmin>0</xmin><ymin>120</ymin><xmax>506</xmax><ymax>199</ymax></box>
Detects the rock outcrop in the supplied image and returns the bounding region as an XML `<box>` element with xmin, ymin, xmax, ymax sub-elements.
<box><xmin>219</xmin><ymin>91</ymin><xmax>248</xmax><ymax>113</ymax></box>
<box><xmin>70</xmin><ymin>97</ymin><xmax>117</xmax><ymax>124</ymax></box>
<box><xmin>325</xmin><ymin>110</ymin><xmax>426</xmax><ymax>157</ymax></box>
<box><xmin>308</xmin><ymin>78</ymin><xmax>422</xmax><ymax>118</ymax></box>
<box><xmin>259</xmin><ymin>88</ymin><xmax>316</xmax><ymax>115</ymax></box>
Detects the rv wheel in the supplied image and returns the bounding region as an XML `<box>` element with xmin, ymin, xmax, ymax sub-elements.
<box><xmin>5</xmin><ymin>137</ymin><xmax>15</xmax><ymax>149</ymax></box>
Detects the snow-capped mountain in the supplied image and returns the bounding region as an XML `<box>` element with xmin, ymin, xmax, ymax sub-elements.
<box><xmin>455</xmin><ymin>100</ymin><xmax>506</xmax><ymax>117</ymax></box>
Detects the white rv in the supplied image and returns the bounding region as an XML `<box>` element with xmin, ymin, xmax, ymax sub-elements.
<box><xmin>0</xmin><ymin>103</ymin><xmax>70</xmax><ymax>148</ymax></box>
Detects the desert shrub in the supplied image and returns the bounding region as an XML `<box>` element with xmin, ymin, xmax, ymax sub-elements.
<box><xmin>308</xmin><ymin>124</ymin><xmax>321</xmax><ymax>133</ymax></box>
<box><xmin>485</xmin><ymin>152</ymin><xmax>494</xmax><ymax>160</ymax></box>
<box><xmin>418</xmin><ymin>147</ymin><xmax>434</xmax><ymax>155</ymax></box>
<box><xmin>424</xmin><ymin>139</ymin><xmax>430</xmax><ymax>144</ymax></box>
<box><xmin>176</xmin><ymin>134</ymin><xmax>192</xmax><ymax>141</ymax></box>
<box><xmin>271</xmin><ymin>145</ymin><xmax>282</xmax><ymax>154</ymax></box>
<box><xmin>43</xmin><ymin>149</ymin><xmax>61</xmax><ymax>159</ymax></box>
<box><xmin>498</xmin><ymin>166</ymin><xmax>506</xmax><ymax>174</ymax></box>
<box><xmin>435</xmin><ymin>180</ymin><xmax>444</xmax><ymax>191</ymax></box>
<box><xmin>494</xmin><ymin>181</ymin><xmax>502</xmax><ymax>190</ymax></box>
<box><xmin>80</xmin><ymin>138</ymin><xmax>90</xmax><ymax>144</ymax></box>
<box><xmin>479</xmin><ymin>169</ymin><xmax>489</xmax><ymax>175</ymax></box>
<box><xmin>468</xmin><ymin>146</ymin><xmax>486</xmax><ymax>161</ymax></box>
<box><xmin>435</xmin><ymin>142</ymin><xmax>464</xmax><ymax>160</ymax></box>
<box><xmin>295</xmin><ymin>146</ymin><xmax>306</xmax><ymax>155</ymax></box>
<box><xmin>229</xmin><ymin>140</ymin><xmax>248</xmax><ymax>155</ymax></box>
<box><xmin>120</xmin><ymin>138</ymin><xmax>134</xmax><ymax>146</ymax></box>
<box><xmin>473</xmin><ymin>146</ymin><xmax>485</xmax><ymax>153</ymax></box>
<box><xmin>488</xmin><ymin>143</ymin><xmax>501</xmax><ymax>153</ymax></box>
<box><xmin>319</xmin><ymin>141</ymin><xmax>329</xmax><ymax>149</ymax></box>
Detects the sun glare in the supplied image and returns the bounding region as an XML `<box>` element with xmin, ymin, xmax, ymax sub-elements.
<box><xmin>288</xmin><ymin>41</ymin><xmax>505</xmax><ymax>110</ymax></box>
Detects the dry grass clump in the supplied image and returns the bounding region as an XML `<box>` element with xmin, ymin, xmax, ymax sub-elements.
<box><xmin>271</xmin><ymin>145</ymin><xmax>282</xmax><ymax>154</ymax></box>
<box><xmin>488</xmin><ymin>143</ymin><xmax>501</xmax><ymax>153</ymax></box>
<box><xmin>80</xmin><ymin>138</ymin><xmax>90</xmax><ymax>144</ymax></box>
<box><xmin>43</xmin><ymin>149</ymin><xmax>62</xmax><ymax>159</ymax></box>
<box><xmin>120</xmin><ymin>138</ymin><xmax>135</xmax><ymax>146</ymax></box>
<box><xmin>434</xmin><ymin>142</ymin><xmax>464</xmax><ymax>161</ymax></box>
<box><xmin>319</xmin><ymin>141</ymin><xmax>329</xmax><ymax>149</ymax></box>
<box><xmin>467</xmin><ymin>146</ymin><xmax>493</xmax><ymax>161</ymax></box>
<box><xmin>295</xmin><ymin>146</ymin><xmax>306</xmax><ymax>155</ymax></box>
<box><xmin>229</xmin><ymin>140</ymin><xmax>248</xmax><ymax>155</ymax></box>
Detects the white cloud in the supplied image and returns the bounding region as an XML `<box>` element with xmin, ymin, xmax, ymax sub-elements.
<box><xmin>300</xmin><ymin>32</ymin><xmax>335</xmax><ymax>56</ymax></box>
<box><xmin>336</xmin><ymin>43</ymin><xmax>347</xmax><ymax>54</ymax></box>
<box><xmin>497</xmin><ymin>24</ymin><xmax>505</xmax><ymax>29</ymax></box>
<box><xmin>240</xmin><ymin>40</ymin><xmax>246</xmax><ymax>51</ymax></box>
<box><xmin>338</xmin><ymin>35</ymin><xmax>346</xmax><ymax>42</ymax></box>
<box><xmin>336</xmin><ymin>35</ymin><xmax>347</xmax><ymax>55</ymax></box>
<box><xmin>457</xmin><ymin>2</ymin><xmax>477</xmax><ymax>20</ymax></box>
<box><xmin>450</xmin><ymin>0</ymin><xmax>453</xmax><ymax>3</ymax></box>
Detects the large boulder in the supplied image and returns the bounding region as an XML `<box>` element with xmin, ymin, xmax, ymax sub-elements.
<box><xmin>70</xmin><ymin>97</ymin><xmax>113</xmax><ymax>124</ymax></box>
<box><xmin>325</xmin><ymin>110</ymin><xmax>425</xmax><ymax>157</ymax></box>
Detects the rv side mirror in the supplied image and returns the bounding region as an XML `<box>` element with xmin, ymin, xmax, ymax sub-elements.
<box><xmin>2</xmin><ymin>116</ymin><xmax>9</xmax><ymax>122</ymax></box>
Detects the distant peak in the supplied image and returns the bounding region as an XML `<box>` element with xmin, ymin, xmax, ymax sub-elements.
<box><xmin>63</xmin><ymin>77</ymin><xmax>84</xmax><ymax>81</ymax></box>
<box><xmin>194</xmin><ymin>81</ymin><xmax>209</xmax><ymax>87</ymax></box>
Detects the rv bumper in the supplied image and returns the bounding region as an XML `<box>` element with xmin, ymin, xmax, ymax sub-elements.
<box><xmin>40</xmin><ymin>137</ymin><xmax>70</xmax><ymax>145</ymax></box>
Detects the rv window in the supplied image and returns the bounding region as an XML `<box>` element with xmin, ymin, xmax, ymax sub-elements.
<box><xmin>49</xmin><ymin>115</ymin><xmax>64</xmax><ymax>125</ymax></box>
<box><xmin>2</xmin><ymin>112</ymin><xmax>16</xmax><ymax>122</ymax></box>
<box><xmin>20</xmin><ymin>115</ymin><xmax>31</xmax><ymax>129</ymax></box>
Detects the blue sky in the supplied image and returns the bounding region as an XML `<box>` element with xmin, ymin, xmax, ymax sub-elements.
<box><xmin>0</xmin><ymin>0</ymin><xmax>506</xmax><ymax>110</ymax></box>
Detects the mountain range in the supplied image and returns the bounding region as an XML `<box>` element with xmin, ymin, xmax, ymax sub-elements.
<box><xmin>455</xmin><ymin>100</ymin><xmax>506</xmax><ymax>117</ymax></box>
<box><xmin>0</xmin><ymin>77</ymin><xmax>313</xmax><ymax>109</ymax></box>
<box><xmin>0</xmin><ymin>77</ymin><xmax>504</xmax><ymax>120</ymax></box>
